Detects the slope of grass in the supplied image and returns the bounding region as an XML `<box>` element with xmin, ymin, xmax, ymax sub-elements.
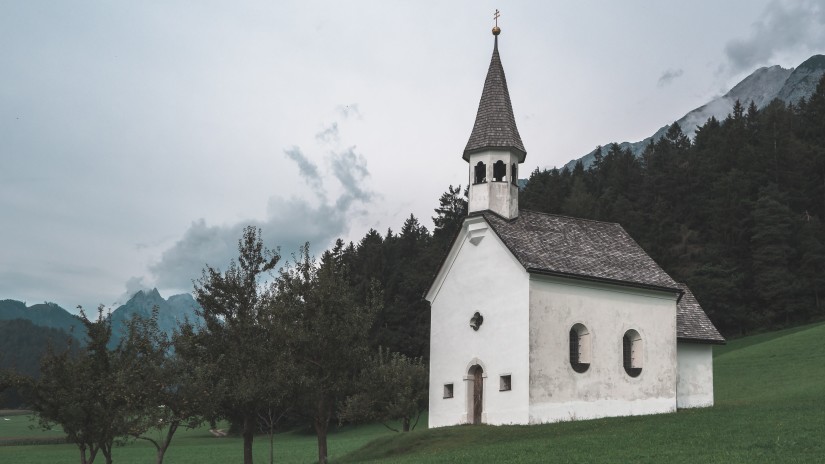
<box><xmin>338</xmin><ymin>322</ymin><xmax>825</xmax><ymax>463</ymax></box>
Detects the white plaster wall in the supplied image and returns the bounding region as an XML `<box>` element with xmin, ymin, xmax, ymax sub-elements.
<box><xmin>427</xmin><ymin>216</ymin><xmax>530</xmax><ymax>427</ymax></box>
<box><xmin>467</xmin><ymin>150</ymin><xmax>521</xmax><ymax>219</ymax></box>
<box><xmin>528</xmin><ymin>276</ymin><xmax>678</xmax><ymax>423</ymax></box>
<box><xmin>676</xmin><ymin>342</ymin><xmax>715</xmax><ymax>408</ymax></box>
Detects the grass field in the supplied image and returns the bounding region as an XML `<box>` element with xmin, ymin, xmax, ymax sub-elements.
<box><xmin>2</xmin><ymin>322</ymin><xmax>824</xmax><ymax>463</ymax></box>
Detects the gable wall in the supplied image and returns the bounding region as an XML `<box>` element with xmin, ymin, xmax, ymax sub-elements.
<box><xmin>528</xmin><ymin>276</ymin><xmax>678</xmax><ymax>423</ymax></box>
<box><xmin>428</xmin><ymin>217</ymin><xmax>530</xmax><ymax>427</ymax></box>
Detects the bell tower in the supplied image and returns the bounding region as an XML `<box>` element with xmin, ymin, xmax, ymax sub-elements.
<box><xmin>463</xmin><ymin>16</ymin><xmax>526</xmax><ymax>220</ymax></box>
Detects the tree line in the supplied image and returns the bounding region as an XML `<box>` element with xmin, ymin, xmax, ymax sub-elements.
<box><xmin>521</xmin><ymin>74</ymin><xmax>825</xmax><ymax>336</ymax></box>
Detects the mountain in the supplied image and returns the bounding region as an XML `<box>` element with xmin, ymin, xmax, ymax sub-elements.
<box><xmin>0</xmin><ymin>290</ymin><xmax>202</xmax><ymax>348</ymax></box>
<box><xmin>0</xmin><ymin>299</ymin><xmax>83</xmax><ymax>335</ymax></box>
<box><xmin>108</xmin><ymin>289</ymin><xmax>201</xmax><ymax>346</ymax></box>
<box><xmin>563</xmin><ymin>54</ymin><xmax>825</xmax><ymax>170</ymax></box>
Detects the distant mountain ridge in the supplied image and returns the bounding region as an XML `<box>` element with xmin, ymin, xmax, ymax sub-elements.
<box><xmin>563</xmin><ymin>54</ymin><xmax>825</xmax><ymax>170</ymax></box>
<box><xmin>0</xmin><ymin>290</ymin><xmax>202</xmax><ymax>345</ymax></box>
<box><xmin>0</xmin><ymin>299</ymin><xmax>84</xmax><ymax>335</ymax></box>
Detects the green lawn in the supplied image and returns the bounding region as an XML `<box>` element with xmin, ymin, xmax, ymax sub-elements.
<box><xmin>0</xmin><ymin>416</ymin><xmax>400</xmax><ymax>463</ymax></box>
<box><xmin>338</xmin><ymin>321</ymin><xmax>825</xmax><ymax>463</ymax></box>
<box><xmin>2</xmin><ymin>322</ymin><xmax>824</xmax><ymax>463</ymax></box>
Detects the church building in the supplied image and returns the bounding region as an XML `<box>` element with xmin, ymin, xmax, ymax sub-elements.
<box><xmin>425</xmin><ymin>23</ymin><xmax>725</xmax><ymax>427</ymax></box>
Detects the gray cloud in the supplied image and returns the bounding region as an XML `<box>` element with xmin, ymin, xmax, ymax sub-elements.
<box><xmin>724</xmin><ymin>0</ymin><xmax>825</xmax><ymax>73</ymax></box>
<box><xmin>315</xmin><ymin>122</ymin><xmax>339</xmax><ymax>143</ymax></box>
<box><xmin>149</xmin><ymin>123</ymin><xmax>375</xmax><ymax>291</ymax></box>
<box><xmin>284</xmin><ymin>146</ymin><xmax>324</xmax><ymax>192</ymax></box>
<box><xmin>331</xmin><ymin>147</ymin><xmax>373</xmax><ymax>210</ymax></box>
<box><xmin>657</xmin><ymin>68</ymin><xmax>684</xmax><ymax>87</ymax></box>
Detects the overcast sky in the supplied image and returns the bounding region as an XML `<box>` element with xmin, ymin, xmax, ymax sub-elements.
<box><xmin>2</xmin><ymin>1</ymin><xmax>824</xmax><ymax>312</ymax></box>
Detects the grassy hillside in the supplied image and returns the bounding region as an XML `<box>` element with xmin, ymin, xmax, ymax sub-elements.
<box><xmin>2</xmin><ymin>323</ymin><xmax>823</xmax><ymax>463</ymax></box>
<box><xmin>338</xmin><ymin>322</ymin><xmax>825</xmax><ymax>463</ymax></box>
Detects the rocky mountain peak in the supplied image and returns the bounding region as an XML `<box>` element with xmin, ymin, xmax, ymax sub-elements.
<box><xmin>563</xmin><ymin>54</ymin><xmax>825</xmax><ymax>171</ymax></box>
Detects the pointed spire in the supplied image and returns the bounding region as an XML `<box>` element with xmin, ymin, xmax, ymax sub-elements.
<box><xmin>463</xmin><ymin>28</ymin><xmax>526</xmax><ymax>162</ymax></box>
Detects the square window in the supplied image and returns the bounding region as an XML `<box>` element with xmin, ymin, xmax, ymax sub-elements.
<box><xmin>499</xmin><ymin>374</ymin><xmax>512</xmax><ymax>392</ymax></box>
<box><xmin>443</xmin><ymin>383</ymin><xmax>454</xmax><ymax>399</ymax></box>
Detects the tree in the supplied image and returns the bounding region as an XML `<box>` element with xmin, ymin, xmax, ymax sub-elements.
<box><xmin>750</xmin><ymin>184</ymin><xmax>800</xmax><ymax>326</ymax></box>
<box><xmin>339</xmin><ymin>347</ymin><xmax>428</xmax><ymax>432</ymax></box>
<box><xmin>432</xmin><ymin>184</ymin><xmax>468</xmax><ymax>249</ymax></box>
<box><xmin>15</xmin><ymin>306</ymin><xmax>134</xmax><ymax>464</ymax></box>
<box><xmin>119</xmin><ymin>309</ymin><xmax>212</xmax><ymax>464</ymax></box>
<box><xmin>273</xmin><ymin>244</ymin><xmax>380</xmax><ymax>464</ymax></box>
<box><xmin>188</xmin><ymin>225</ymin><xmax>286</xmax><ymax>464</ymax></box>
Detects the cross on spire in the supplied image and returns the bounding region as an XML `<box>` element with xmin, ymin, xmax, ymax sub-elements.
<box><xmin>492</xmin><ymin>9</ymin><xmax>501</xmax><ymax>36</ymax></box>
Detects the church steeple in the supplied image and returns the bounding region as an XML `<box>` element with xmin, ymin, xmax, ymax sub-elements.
<box><xmin>464</xmin><ymin>17</ymin><xmax>525</xmax><ymax>219</ymax></box>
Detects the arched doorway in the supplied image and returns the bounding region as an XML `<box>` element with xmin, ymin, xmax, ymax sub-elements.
<box><xmin>468</xmin><ymin>364</ymin><xmax>484</xmax><ymax>424</ymax></box>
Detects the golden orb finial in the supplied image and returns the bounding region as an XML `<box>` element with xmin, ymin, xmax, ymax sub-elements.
<box><xmin>492</xmin><ymin>9</ymin><xmax>501</xmax><ymax>35</ymax></box>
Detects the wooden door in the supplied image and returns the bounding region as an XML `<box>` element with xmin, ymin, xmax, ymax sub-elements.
<box><xmin>471</xmin><ymin>365</ymin><xmax>483</xmax><ymax>424</ymax></box>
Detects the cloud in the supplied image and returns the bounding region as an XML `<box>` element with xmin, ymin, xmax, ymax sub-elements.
<box><xmin>657</xmin><ymin>68</ymin><xmax>684</xmax><ymax>87</ymax></box>
<box><xmin>330</xmin><ymin>147</ymin><xmax>373</xmax><ymax>209</ymax></box>
<box><xmin>284</xmin><ymin>146</ymin><xmax>324</xmax><ymax>192</ymax></box>
<box><xmin>149</xmin><ymin>112</ymin><xmax>375</xmax><ymax>291</ymax></box>
<box><xmin>724</xmin><ymin>0</ymin><xmax>825</xmax><ymax>73</ymax></box>
<box><xmin>113</xmin><ymin>276</ymin><xmax>154</xmax><ymax>305</ymax></box>
<box><xmin>315</xmin><ymin>122</ymin><xmax>339</xmax><ymax>143</ymax></box>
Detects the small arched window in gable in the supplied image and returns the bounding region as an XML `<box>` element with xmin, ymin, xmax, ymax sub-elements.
<box><xmin>623</xmin><ymin>329</ymin><xmax>642</xmax><ymax>377</ymax></box>
<box><xmin>493</xmin><ymin>160</ymin><xmax>506</xmax><ymax>182</ymax></box>
<box><xmin>569</xmin><ymin>323</ymin><xmax>591</xmax><ymax>373</ymax></box>
<box><xmin>474</xmin><ymin>161</ymin><xmax>487</xmax><ymax>184</ymax></box>
<box><xmin>511</xmin><ymin>163</ymin><xmax>518</xmax><ymax>185</ymax></box>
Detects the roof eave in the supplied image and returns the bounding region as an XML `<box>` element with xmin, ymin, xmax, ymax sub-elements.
<box><xmin>462</xmin><ymin>146</ymin><xmax>527</xmax><ymax>163</ymax></box>
<box><xmin>525</xmin><ymin>267</ymin><xmax>683</xmax><ymax>296</ymax></box>
<box><xmin>677</xmin><ymin>336</ymin><xmax>727</xmax><ymax>345</ymax></box>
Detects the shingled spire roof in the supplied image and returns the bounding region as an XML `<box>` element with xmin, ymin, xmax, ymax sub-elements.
<box><xmin>463</xmin><ymin>33</ymin><xmax>526</xmax><ymax>162</ymax></box>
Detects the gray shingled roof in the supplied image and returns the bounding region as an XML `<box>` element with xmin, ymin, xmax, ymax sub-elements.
<box><xmin>463</xmin><ymin>36</ymin><xmax>526</xmax><ymax>162</ymax></box>
<box><xmin>676</xmin><ymin>283</ymin><xmax>726</xmax><ymax>344</ymax></box>
<box><xmin>481</xmin><ymin>210</ymin><xmax>680</xmax><ymax>292</ymax></box>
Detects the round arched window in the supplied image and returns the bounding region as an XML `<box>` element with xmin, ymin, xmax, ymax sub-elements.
<box><xmin>569</xmin><ymin>323</ymin><xmax>591</xmax><ymax>373</ymax></box>
<box><xmin>622</xmin><ymin>329</ymin><xmax>642</xmax><ymax>377</ymax></box>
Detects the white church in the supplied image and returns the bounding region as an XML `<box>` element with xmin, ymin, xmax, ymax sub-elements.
<box><xmin>426</xmin><ymin>24</ymin><xmax>725</xmax><ymax>427</ymax></box>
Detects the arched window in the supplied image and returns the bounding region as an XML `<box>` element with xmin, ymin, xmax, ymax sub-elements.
<box><xmin>569</xmin><ymin>323</ymin><xmax>591</xmax><ymax>373</ymax></box>
<box><xmin>623</xmin><ymin>330</ymin><xmax>642</xmax><ymax>377</ymax></box>
<box><xmin>474</xmin><ymin>161</ymin><xmax>486</xmax><ymax>184</ymax></box>
<box><xmin>493</xmin><ymin>160</ymin><xmax>506</xmax><ymax>182</ymax></box>
<box><xmin>511</xmin><ymin>163</ymin><xmax>518</xmax><ymax>185</ymax></box>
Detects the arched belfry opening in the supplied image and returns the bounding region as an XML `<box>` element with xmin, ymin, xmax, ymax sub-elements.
<box><xmin>474</xmin><ymin>161</ymin><xmax>487</xmax><ymax>184</ymax></box>
<box><xmin>467</xmin><ymin>364</ymin><xmax>484</xmax><ymax>424</ymax></box>
<box><xmin>493</xmin><ymin>160</ymin><xmax>506</xmax><ymax>182</ymax></box>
